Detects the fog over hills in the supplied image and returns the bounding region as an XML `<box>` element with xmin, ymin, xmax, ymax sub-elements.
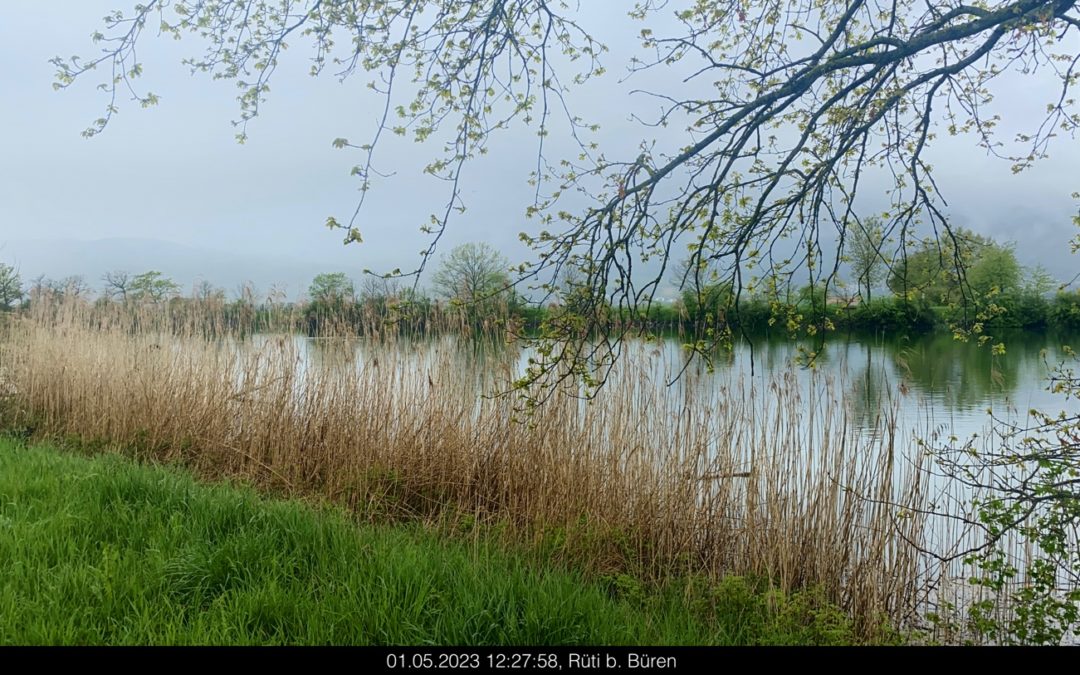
<box><xmin>0</xmin><ymin>237</ymin><xmax>368</xmax><ymax>301</ymax></box>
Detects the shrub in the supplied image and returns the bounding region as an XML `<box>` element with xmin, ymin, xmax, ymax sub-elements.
<box><xmin>1050</xmin><ymin>291</ymin><xmax>1080</xmax><ymax>332</ymax></box>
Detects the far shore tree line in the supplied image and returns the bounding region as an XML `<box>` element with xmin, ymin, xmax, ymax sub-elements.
<box><xmin>3</xmin><ymin>234</ymin><xmax>1080</xmax><ymax>337</ymax></box>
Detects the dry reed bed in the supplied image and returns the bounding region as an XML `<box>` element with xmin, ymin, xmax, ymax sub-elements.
<box><xmin>0</xmin><ymin>300</ymin><xmax>933</xmax><ymax>633</ymax></box>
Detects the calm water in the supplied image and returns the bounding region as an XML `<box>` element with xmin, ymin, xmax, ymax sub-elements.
<box><xmin>713</xmin><ymin>331</ymin><xmax>1080</xmax><ymax>441</ymax></box>
<box><xmin>288</xmin><ymin>329</ymin><xmax>1080</xmax><ymax>445</ymax></box>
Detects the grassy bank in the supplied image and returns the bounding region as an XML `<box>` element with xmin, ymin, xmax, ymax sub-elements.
<box><xmin>0</xmin><ymin>439</ymin><xmax>865</xmax><ymax>645</ymax></box>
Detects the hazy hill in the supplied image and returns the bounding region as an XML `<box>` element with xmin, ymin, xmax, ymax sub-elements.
<box><xmin>0</xmin><ymin>237</ymin><xmax>364</xmax><ymax>301</ymax></box>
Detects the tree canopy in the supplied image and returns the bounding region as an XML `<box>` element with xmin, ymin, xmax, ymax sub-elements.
<box><xmin>54</xmin><ymin>0</ymin><xmax>1080</xmax><ymax>389</ymax></box>
<box><xmin>887</xmin><ymin>228</ymin><xmax>1022</xmax><ymax>303</ymax></box>
<box><xmin>308</xmin><ymin>272</ymin><xmax>356</xmax><ymax>308</ymax></box>
<box><xmin>130</xmin><ymin>270</ymin><xmax>181</xmax><ymax>303</ymax></box>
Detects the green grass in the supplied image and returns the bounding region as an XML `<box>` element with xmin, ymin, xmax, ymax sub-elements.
<box><xmin>0</xmin><ymin>438</ymin><xmax>860</xmax><ymax>645</ymax></box>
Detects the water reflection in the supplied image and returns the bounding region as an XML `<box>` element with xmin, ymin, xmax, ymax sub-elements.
<box><xmin>718</xmin><ymin>331</ymin><xmax>1078</xmax><ymax>440</ymax></box>
<box><xmin>279</xmin><ymin>330</ymin><xmax>1078</xmax><ymax>443</ymax></box>
<box><xmin>308</xmin><ymin>337</ymin><xmax>360</xmax><ymax>370</ymax></box>
<box><xmin>848</xmin><ymin>340</ymin><xmax>896</xmax><ymax>433</ymax></box>
<box><xmin>887</xmin><ymin>331</ymin><xmax>1075</xmax><ymax>436</ymax></box>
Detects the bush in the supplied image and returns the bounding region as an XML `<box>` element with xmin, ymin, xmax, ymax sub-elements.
<box><xmin>1050</xmin><ymin>291</ymin><xmax>1080</xmax><ymax>332</ymax></box>
<box><xmin>844</xmin><ymin>298</ymin><xmax>936</xmax><ymax>334</ymax></box>
<box><xmin>998</xmin><ymin>292</ymin><xmax>1051</xmax><ymax>330</ymax></box>
<box><xmin>730</xmin><ymin>299</ymin><xmax>773</xmax><ymax>333</ymax></box>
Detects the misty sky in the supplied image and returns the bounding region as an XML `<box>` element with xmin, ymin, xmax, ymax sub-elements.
<box><xmin>1</xmin><ymin>2</ymin><xmax>1078</xmax><ymax>299</ymax></box>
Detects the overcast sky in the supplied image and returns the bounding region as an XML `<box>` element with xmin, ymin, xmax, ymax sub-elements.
<box><xmin>1</xmin><ymin>1</ymin><xmax>1078</xmax><ymax>298</ymax></box>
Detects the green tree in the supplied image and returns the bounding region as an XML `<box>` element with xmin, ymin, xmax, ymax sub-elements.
<box><xmin>1024</xmin><ymin>264</ymin><xmax>1058</xmax><ymax>297</ymax></box>
<box><xmin>967</xmin><ymin>242</ymin><xmax>1022</xmax><ymax>300</ymax></box>
<box><xmin>0</xmin><ymin>263</ymin><xmax>23</xmax><ymax>311</ymax></box>
<box><xmin>847</xmin><ymin>218</ymin><xmax>887</xmax><ymax>304</ymax></box>
<box><xmin>130</xmin><ymin>271</ymin><xmax>181</xmax><ymax>303</ymax></box>
<box><xmin>304</xmin><ymin>273</ymin><xmax>358</xmax><ymax>335</ymax></box>
<box><xmin>1050</xmin><ymin>291</ymin><xmax>1080</xmax><ymax>330</ymax></box>
<box><xmin>887</xmin><ymin>229</ymin><xmax>1021</xmax><ymax>305</ymax></box>
<box><xmin>996</xmin><ymin>265</ymin><xmax>1058</xmax><ymax>330</ymax></box>
<box><xmin>308</xmin><ymin>273</ymin><xmax>356</xmax><ymax>308</ymax></box>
